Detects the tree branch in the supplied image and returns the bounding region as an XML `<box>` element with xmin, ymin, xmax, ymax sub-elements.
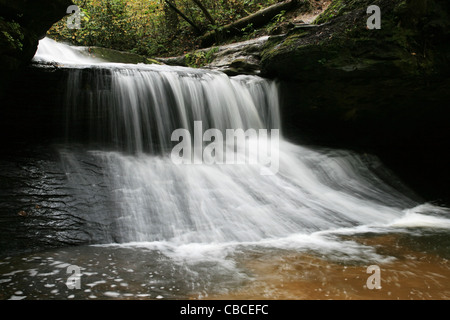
<box><xmin>164</xmin><ymin>0</ymin><xmax>202</xmax><ymax>35</ymax></box>
<box><xmin>192</xmin><ymin>0</ymin><xmax>216</xmax><ymax>26</ymax></box>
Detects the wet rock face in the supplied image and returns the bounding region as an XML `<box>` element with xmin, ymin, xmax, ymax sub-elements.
<box><xmin>0</xmin><ymin>0</ymin><xmax>73</xmax><ymax>94</ymax></box>
<box><xmin>203</xmin><ymin>37</ymin><xmax>269</xmax><ymax>76</ymax></box>
<box><xmin>0</xmin><ymin>65</ymin><xmax>117</xmax><ymax>257</ymax></box>
<box><xmin>0</xmin><ymin>143</ymin><xmax>122</xmax><ymax>257</ymax></box>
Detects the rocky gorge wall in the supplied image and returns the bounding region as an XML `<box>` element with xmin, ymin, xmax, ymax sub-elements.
<box><xmin>0</xmin><ymin>0</ymin><xmax>72</xmax><ymax>95</ymax></box>
<box><xmin>259</xmin><ymin>0</ymin><xmax>450</xmax><ymax>203</ymax></box>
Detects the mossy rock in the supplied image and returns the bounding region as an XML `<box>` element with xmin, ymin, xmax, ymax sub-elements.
<box><xmin>259</xmin><ymin>0</ymin><xmax>450</xmax><ymax>202</ymax></box>
<box><xmin>262</xmin><ymin>0</ymin><xmax>450</xmax><ymax>80</ymax></box>
<box><xmin>313</xmin><ymin>0</ymin><xmax>374</xmax><ymax>24</ymax></box>
<box><xmin>84</xmin><ymin>47</ymin><xmax>161</xmax><ymax>65</ymax></box>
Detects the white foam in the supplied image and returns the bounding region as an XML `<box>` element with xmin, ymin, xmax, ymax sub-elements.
<box><xmin>104</xmin><ymin>291</ymin><xmax>121</xmax><ymax>298</ymax></box>
<box><xmin>390</xmin><ymin>212</ymin><xmax>450</xmax><ymax>229</ymax></box>
<box><xmin>33</xmin><ymin>37</ymin><xmax>102</xmax><ymax>65</ymax></box>
<box><xmin>87</xmin><ymin>280</ymin><xmax>106</xmax><ymax>288</ymax></box>
<box><xmin>3</xmin><ymin>270</ymin><xmax>24</xmax><ymax>277</ymax></box>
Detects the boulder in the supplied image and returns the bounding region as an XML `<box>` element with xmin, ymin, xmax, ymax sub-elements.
<box><xmin>261</xmin><ymin>0</ymin><xmax>450</xmax><ymax>203</ymax></box>
<box><xmin>0</xmin><ymin>0</ymin><xmax>73</xmax><ymax>95</ymax></box>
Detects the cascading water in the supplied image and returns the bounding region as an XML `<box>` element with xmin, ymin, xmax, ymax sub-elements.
<box><xmin>1</xmin><ymin>38</ymin><xmax>448</xmax><ymax>300</ymax></box>
<box><xmin>35</xmin><ymin>37</ymin><xmax>450</xmax><ymax>246</ymax></box>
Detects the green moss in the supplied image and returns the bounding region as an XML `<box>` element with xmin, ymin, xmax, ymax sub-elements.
<box><xmin>185</xmin><ymin>47</ymin><xmax>220</xmax><ymax>68</ymax></box>
<box><xmin>314</xmin><ymin>0</ymin><xmax>346</xmax><ymax>24</ymax></box>
<box><xmin>261</xmin><ymin>30</ymin><xmax>311</xmax><ymax>62</ymax></box>
<box><xmin>284</xmin><ymin>32</ymin><xmax>310</xmax><ymax>47</ymax></box>
<box><xmin>146</xmin><ymin>58</ymin><xmax>161</xmax><ymax>65</ymax></box>
<box><xmin>86</xmin><ymin>47</ymin><xmax>161</xmax><ymax>65</ymax></box>
<box><xmin>314</xmin><ymin>0</ymin><xmax>372</xmax><ymax>24</ymax></box>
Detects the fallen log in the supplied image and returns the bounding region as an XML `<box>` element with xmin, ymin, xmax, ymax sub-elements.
<box><xmin>199</xmin><ymin>0</ymin><xmax>300</xmax><ymax>48</ymax></box>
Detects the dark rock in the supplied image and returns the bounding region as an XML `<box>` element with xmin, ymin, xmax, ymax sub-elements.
<box><xmin>155</xmin><ymin>55</ymin><xmax>188</xmax><ymax>67</ymax></box>
<box><xmin>0</xmin><ymin>64</ymin><xmax>69</xmax><ymax>145</ymax></box>
<box><xmin>261</xmin><ymin>0</ymin><xmax>450</xmax><ymax>203</ymax></box>
<box><xmin>82</xmin><ymin>47</ymin><xmax>162</xmax><ymax>65</ymax></box>
<box><xmin>225</xmin><ymin>58</ymin><xmax>261</xmax><ymax>76</ymax></box>
<box><xmin>0</xmin><ymin>0</ymin><xmax>73</xmax><ymax>96</ymax></box>
<box><xmin>203</xmin><ymin>36</ymin><xmax>269</xmax><ymax>75</ymax></box>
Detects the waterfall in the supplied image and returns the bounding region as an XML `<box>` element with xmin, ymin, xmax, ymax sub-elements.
<box><xmin>33</xmin><ymin>37</ymin><xmax>102</xmax><ymax>65</ymax></box>
<box><xmin>63</xmin><ymin>67</ymin><xmax>279</xmax><ymax>154</ymax></box>
<box><xmin>34</xmin><ymin>38</ymin><xmax>450</xmax><ymax>248</ymax></box>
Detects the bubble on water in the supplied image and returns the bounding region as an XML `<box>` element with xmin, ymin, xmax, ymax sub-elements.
<box><xmin>27</xmin><ymin>269</ymin><xmax>38</xmax><ymax>277</ymax></box>
<box><xmin>104</xmin><ymin>291</ymin><xmax>121</xmax><ymax>298</ymax></box>
<box><xmin>3</xmin><ymin>270</ymin><xmax>24</xmax><ymax>277</ymax></box>
<box><xmin>87</xmin><ymin>280</ymin><xmax>106</xmax><ymax>287</ymax></box>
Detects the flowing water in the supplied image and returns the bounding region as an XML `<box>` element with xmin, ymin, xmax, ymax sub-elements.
<box><xmin>0</xmin><ymin>38</ymin><xmax>449</xmax><ymax>300</ymax></box>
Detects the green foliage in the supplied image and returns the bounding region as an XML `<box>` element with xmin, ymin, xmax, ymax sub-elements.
<box><xmin>185</xmin><ymin>46</ymin><xmax>219</xmax><ymax>68</ymax></box>
<box><xmin>266</xmin><ymin>10</ymin><xmax>286</xmax><ymax>33</ymax></box>
<box><xmin>241</xmin><ymin>23</ymin><xmax>254</xmax><ymax>34</ymax></box>
<box><xmin>48</xmin><ymin>0</ymin><xmax>279</xmax><ymax>57</ymax></box>
<box><xmin>0</xmin><ymin>17</ymin><xmax>24</xmax><ymax>52</ymax></box>
<box><xmin>314</xmin><ymin>0</ymin><xmax>369</xmax><ymax>24</ymax></box>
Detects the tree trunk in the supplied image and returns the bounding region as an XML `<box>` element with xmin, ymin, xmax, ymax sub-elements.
<box><xmin>164</xmin><ymin>0</ymin><xmax>202</xmax><ymax>35</ymax></box>
<box><xmin>192</xmin><ymin>0</ymin><xmax>216</xmax><ymax>25</ymax></box>
<box><xmin>164</xmin><ymin>0</ymin><xmax>179</xmax><ymax>33</ymax></box>
<box><xmin>199</xmin><ymin>0</ymin><xmax>299</xmax><ymax>47</ymax></box>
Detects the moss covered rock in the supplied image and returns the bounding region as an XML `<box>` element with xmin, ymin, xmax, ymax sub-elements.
<box><xmin>83</xmin><ymin>47</ymin><xmax>161</xmax><ymax>65</ymax></box>
<box><xmin>261</xmin><ymin>0</ymin><xmax>450</xmax><ymax>202</ymax></box>
<box><xmin>262</xmin><ymin>0</ymin><xmax>450</xmax><ymax>80</ymax></box>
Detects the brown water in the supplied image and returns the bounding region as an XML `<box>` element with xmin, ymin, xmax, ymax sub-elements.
<box><xmin>208</xmin><ymin>234</ymin><xmax>450</xmax><ymax>300</ymax></box>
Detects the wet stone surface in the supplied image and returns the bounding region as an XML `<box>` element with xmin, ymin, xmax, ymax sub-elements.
<box><xmin>0</xmin><ymin>144</ymin><xmax>115</xmax><ymax>257</ymax></box>
<box><xmin>0</xmin><ymin>244</ymin><xmax>248</xmax><ymax>300</ymax></box>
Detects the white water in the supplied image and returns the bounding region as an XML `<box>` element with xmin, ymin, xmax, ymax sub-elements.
<box><xmin>34</xmin><ymin>38</ymin><xmax>450</xmax><ymax>262</ymax></box>
<box><xmin>33</xmin><ymin>37</ymin><xmax>103</xmax><ymax>65</ymax></box>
